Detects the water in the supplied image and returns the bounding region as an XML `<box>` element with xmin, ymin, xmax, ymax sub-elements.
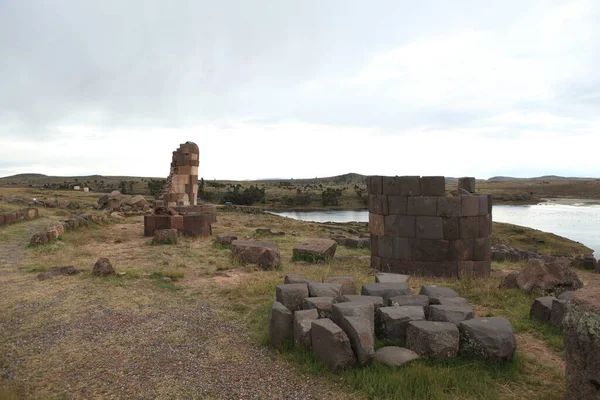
<box><xmin>271</xmin><ymin>203</ymin><xmax>600</xmax><ymax>256</ymax></box>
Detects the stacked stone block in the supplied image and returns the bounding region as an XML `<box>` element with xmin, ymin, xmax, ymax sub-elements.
<box><xmin>367</xmin><ymin>176</ymin><xmax>492</xmax><ymax>278</ymax></box>
<box><xmin>160</xmin><ymin>142</ymin><xmax>200</xmax><ymax>207</ymax></box>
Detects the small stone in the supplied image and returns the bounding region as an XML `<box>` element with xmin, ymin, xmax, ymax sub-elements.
<box><xmin>93</xmin><ymin>258</ymin><xmax>115</xmax><ymax>277</ymax></box>
<box><xmin>373</xmin><ymin>346</ymin><xmax>420</xmax><ymax>367</ymax></box>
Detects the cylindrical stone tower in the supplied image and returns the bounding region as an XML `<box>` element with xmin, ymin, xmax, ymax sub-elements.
<box><xmin>161</xmin><ymin>142</ymin><xmax>200</xmax><ymax>207</ymax></box>
<box><xmin>367</xmin><ymin>176</ymin><xmax>492</xmax><ymax>278</ymax></box>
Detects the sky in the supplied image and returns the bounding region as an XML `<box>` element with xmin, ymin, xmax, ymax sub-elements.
<box><xmin>1</xmin><ymin>0</ymin><xmax>599</xmax><ymax>180</ymax></box>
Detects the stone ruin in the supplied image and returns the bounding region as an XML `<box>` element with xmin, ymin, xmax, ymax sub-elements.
<box><xmin>367</xmin><ymin>176</ymin><xmax>492</xmax><ymax>278</ymax></box>
<box><xmin>143</xmin><ymin>142</ymin><xmax>216</xmax><ymax>238</ymax></box>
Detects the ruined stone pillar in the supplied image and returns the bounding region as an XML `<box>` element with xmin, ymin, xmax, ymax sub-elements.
<box><xmin>367</xmin><ymin>176</ymin><xmax>492</xmax><ymax>278</ymax></box>
<box><xmin>160</xmin><ymin>142</ymin><xmax>200</xmax><ymax>207</ymax></box>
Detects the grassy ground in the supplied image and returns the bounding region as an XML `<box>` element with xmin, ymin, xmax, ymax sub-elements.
<box><xmin>0</xmin><ymin>188</ymin><xmax>595</xmax><ymax>399</ymax></box>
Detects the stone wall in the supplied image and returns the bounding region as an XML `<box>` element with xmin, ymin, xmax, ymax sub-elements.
<box><xmin>367</xmin><ymin>176</ymin><xmax>492</xmax><ymax>278</ymax></box>
<box><xmin>160</xmin><ymin>142</ymin><xmax>199</xmax><ymax>207</ymax></box>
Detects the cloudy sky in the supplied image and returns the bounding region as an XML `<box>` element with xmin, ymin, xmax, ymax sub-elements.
<box><xmin>1</xmin><ymin>0</ymin><xmax>599</xmax><ymax>180</ymax></box>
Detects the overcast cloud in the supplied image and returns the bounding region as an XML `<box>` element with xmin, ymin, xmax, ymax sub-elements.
<box><xmin>1</xmin><ymin>0</ymin><xmax>599</xmax><ymax>179</ymax></box>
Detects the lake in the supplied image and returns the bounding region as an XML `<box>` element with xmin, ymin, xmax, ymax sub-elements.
<box><xmin>271</xmin><ymin>202</ymin><xmax>600</xmax><ymax>256</ymax></box>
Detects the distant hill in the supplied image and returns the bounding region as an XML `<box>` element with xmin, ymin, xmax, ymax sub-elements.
<box><xmin>487</xmin><ymin>175</ymin><xmax>596</xmax><ymax>182</ymax></box>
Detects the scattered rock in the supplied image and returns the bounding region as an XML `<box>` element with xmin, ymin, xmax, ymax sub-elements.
<box><xmin>332</xmin><ymin>302</ymin><xmax>375</xmax><ymax>337</ymax></box>
<box><xmin>340</xmin><ymin>316</ymin><xmax>374</xmax><ymax>366</ymax></box>
<box><xmin>293</xmin><ymin>239</ymin><xmax>337</xmax><ymax>263</ymax></box>
<box><xmin>427</xmin><ymin>305</ymin><xmax>475</xmax><ymax>324</ymax></box>
<box><xmin>375</xmin><ymin>272</ymin><xmax>410</xmax><ymax>284</ymax></box>
<box><xmin>458</xmin><ymin>317</ymin><xmax>517</xmax><ymax>362</ymax></box>
<box><xmin>276</xmin><ymin>283</ymin><xmax>309</xmax><ymax>312</ymax></box>
<box><xmin>302</xmin><ymin>297</ymin><xmax>335</xmax><ymax>318</ymax></box>
<box><xmin>308</xmin><ymin>282</ymin><xmax>342</xmax><ymax>298</ymax></box>
<box><xmin>311</xmin><ymin>319</ymin><xmax>356</xmax><ymax>372</ymax></box>
<box><xmin>373</xmin><ymin>346</ymin><xmax>420</xmax><ymax>367</ymax></box>
<box><xmin>269</xmin><ymin>301</ymin><xmax>293</xmax><ymax>349</ymax></box>
<box><xmin>378</xmin><ymin>306</ymin><xmax>425</xmax><ymax>341</ymax></box>
<box><xmin>294</xmin><ymin>309</ymin><xmax>319</xmax><ymax>349</ymax></box>
<box><xmin>389</xmin><ymin>295</ymin><xmax>430</xmax><ymax>307</ymax></box>
<box><xmin>338</xmin><ymin>295</ymin><xmax>384</xmax><ymax>308</ymax></box>
<box><xmin>406</xmin><ymin>321</ymin><xmax>459</xmax><ymax>359</ymax></box>
<box><xmin>152</xmin><ymin>229</ymin><xmax>179</xmax><ymax>245</ymax></box>
<box><xmin>323</xmin><ymin>276</ymin><xmax>356</xmax><ymax>295</ymax></box>
<box><xmin>361</xmin><ymin>283</ymin><xmax>411</xmax><ymax>305</ymax></box>
<box><xmin>419</xmin><ymin>286</ymin><xmax>459</xmax><ymax>301</ymax></box>
<box><xmin>500</xmin><ymin>258</ymin><xmax>583</xmax><ymax>295</ymax></box>
<box><xmin>530</xmin><ymin>296</ymin><xmax>554</xmax><ymax>322</ymax></box>
<box><xmin>231</xmin><ymin>240</ymin><xmax>281</xmax><ymax>270</ymax></box>
<box><xmin>93</xmin><ymin>258</ymin><xmax>115</xmax><ymax>277</ymax></box>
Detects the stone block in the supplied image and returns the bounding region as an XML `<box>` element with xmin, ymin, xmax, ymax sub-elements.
<box><xmin>232</xmin><ymin>240</ymin><xmax>281</xmax><ymax>270</ymax></box>
<box><xmin>428</xmin><ymin>304</ymin><xmax>474</xmax><ymax>324</ymax></box>
<box><xmin>361</xmin><ymin>283</ymin><xmax>411</xmax><ymax>305</ymax></box>
<box><xmin>407</xmin><ymin>196</ymin><xmax>437</xmax><ymax>216</ymax></box>
<box><xmin>478</xmin><ymin>195</ymin><xmax>488</xmax><ymax>216</ymax></box>
<box><xmin>437</xmin><ymin>197</ymin><xmax>462</xmax><ymax>218</ymax></box>
<box><xmin>419</xmin><ymin>286</ymin><xmax>459</xmax><ymax>299</ymax></box>
<box><xmin>431</xmin><ymin>297</ymin><xmax>468</xmax><ymax>306</ymax></box>
<box><xmin>461</xmin><ymin>196</ymin><xmax>479</xmax><ymax>217</ymax></box>
<box><xmin>473</xmin><ymin>238</ymin><xmax>491</xmax><ymax>261</ymax></box>
<box><xmin>458</xmin><ymin>177</ymin><xmax>476</xmax><ymax>193</ymax></box>
<box><xmin>549</xmin><ymin>298</ymin><xmax>568</xmax><ymax>327</ymax></box>
<box><xmin>182</xmin><ymin>214</ymin><xmax>212</xmax><ymax>237</ymax></box>
<box><xmin>276</xmin><ymin>283</ymin><xmax>309</xmax><ymax>312</ymax></box>
<box><xmin>323</xmin><ymin>277</ymin><xmax>357</xmax><ymax>295</ymax></box>
<box><xmin>269</xmin><ymin>301</ymin><xmax>293</xmax><ymax>349</ymax></box>
<box><xmin>373</xmin><ymin>346</ymin><xmax>419</xmax><ymax>367</ymax></box>
<box><xmin>308</xmin><ymin>282</ymin><xmax>342</xmax><ymax>298</ymax></box>
<box><xmin>406</xmin><ymin>321</ymin><xmax>459</xmax><ymax>359</ymax></box>
<box><xmin>412</xmin><ymin>239</ymin><xmax>450</xmax><ymax>262</ymax></box>
<box><xmin>478</xmin><ymin>215</ymin><xmax>491</xmax><ymax>238</ymax></box>
<box><xmin>378</xmin><ymin>236</ymin><xmax>411</xmax><ymax>261</ymax></box>
<box><xmin>338</xmin><ymin>295</ymin><xmax>384</xmax><ymax>308</ymax></box>
<box><xmin>332</xmin><ymin>302</ymin><xmax>375</xmax><ymax>337</ymax></box>
<box><xmin>384</xmin><ymin>215</ymin><xmax>415</xmax><ymax>238</ymax></box>
<box><xmin>311</xmin><ymin>319</ymin><xmax>356</xmax><ymax>372</ymax></box>
<box><xmin>369</xmin><ymin>213</ymin><xmax>385</xmax><ymax>236</ymax></box>
<box><xmin>387</xmin><ymin>196</ymin><xmax>408</xmax><ymax>215</ymax></box>
<box><xmin>284</xmin><ymin>274</ymin><xmax>315</xmax><ymax>284</ymax></box>
<box><xmin>389</xmin><ymin>295</ymin><xmax>430</xmax><ymax>307</ymax></box>
<box><xmin>369</xmin><ymin>194</ymin><xmax>388</xmax><ymax>215</ymax></box>
<box><xmin>449</xmin><ymin>239</ymin><xmax>474</xmax><ymax>261</ymax></box>
<box><xmin>370</xmin><ymin>235</ymin><xmax>379</xmax><ymax>256</ymax></box>
<box><xmin>530</xmin><ymin>296</ymin><xmax>554</xmax><ymax>322</ymax></box>
<box><xmin>459</xmin><ymin>217</ymin><xmax>479</xmax><ymax>239</ymax></box>
<box><xmin>367</xmin><ymin>176</ymin><xmax>383</xmax><ymax>194</ymax></box>
<box><xmin>442</xmin><ymin>217</ymin><xmax>460</xmax><ymax>240</ymax></box>
<box><xmin>293</xmin><ymin>239</ymin><xmax>337</xmax><ymax>263</ymax></box>
<box><xmin>302</xmin><ymin>297</ymin><xmax>335</xmax><ymax>318</ymax></box>
<box><xmin>294</xmin><ymin>309</ymin><xmax>319</xmax><ymax>349</ymax></box>
<box><xmin>378</xmin><ymin>306</ymin><xmax>425</xmax><ymax>341</ymax></box>
<box><xmin>420</xmin><ymin>176</ymin><xmax>445</xmax><ymax>196</ymax></box>
<box><xmin>416</xmin><ymin>216</ymin><xmax>444</xmax><ymax>239</ymax></box>
<box><xmin>375</xmin><ymin>272</ymin><xmax>410</xmax><ymax>284</ymax></box>
<box><xmin>341</xmin><ymin>316</ymin><xmax>374</xmax><ymax>366</ymax></box>
<box><xmin>383</xmin><ymin>176</ymin><xmax>421</xmax><ymax>196</ymax></box>
<box><xmin>458</xmin><ymin>317</ymin><xmax>516</xmax><ymax>362</ymax></box>
<box><xmin>379</xmin><ymin>259</ymin><xmax>459</xmax><ymax>278</ymax></box>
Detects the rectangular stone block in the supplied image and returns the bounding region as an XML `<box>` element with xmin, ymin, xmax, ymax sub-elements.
<box><xmin>383</xmin><ymin>176</ymin><xmax>421</xmax><ymax>196</ymax></box>
<box><xmin>473</xmin><ymin>238</ymin><xmax>491</xmax><ymax>261</ymax></box>
<box><xmin>459</xmin><ymin>217</ymin><xmax>479</xmax><ymax>239</ymax></box>
<box><xmin>379</xmin><ymin>236</ymin><xmax>412</xmax><ymax>261</ymax></box>
<box><xmin>369</xmin><ymin>213</ymin><xmax>385</xmax><ymax>236</ymax></box>
<box><xmin>461</xmin><ymin>196</ymin><xmax>479</xmax><ymax>217</ymax></box>
<box><xmin>458</xmin><ymin>177</ymin><xmax>476</xmax><ymax>193</ymax></box>
<box><xmin>378</xmin><ymin>236</ymin><xmax>394</xmax><ymax>259</ymax></box>
<box><xmin>407</xmin><ymin>196</ymin><xmax>437</xmax><ymax>216</ymax></box>
<box><xmin>371</xmin><ymin>235</ymin><xmax>379</xmax><ymax>257</ymax></box>
<box><xmin>449</xmin><ymin>239</ymin><xmax>474</xmax><ymax>261</ymax></box>
<box><xmin>487</xmin><ymin>194</ymin><xmax>493</xmax><ymax>214</ymax></box>
<box><xmin>177</xmin><ymin>166</ymin><xmax>192</xmax><ymax>175</ymax></box>
<box><xmin>437</xmin><ymin>197</ymin><xmax>462</xmax><ymax>217</ymax></box>
<box><xmin>168</xmin><ymin>215</ymin><xmax>184</xmax><ymax>230</ymax></box>
<box><xmin>421</xmin><ymin>176</ymin><xmax>445</xmax><ymax>196</ymax></box>
<box><xmin>442</xmin><ymin>217</ymin><xmax>460</xmax><ymax>240</ymax></box>
<box><xmin>388</xmin><ymin>196</ymin><xmax>408</xmax><ymax>215</ymax></box>
<box><xmin>367</xmin><ymin>176</ymin><xmax>383</xmax><ymax>194</ymax></box>
<box><xmin>384</xmin><ymin>215</ymin><xmax>416</xmax><ymax>238</ymax></box>
<box><xmin>411</xmin><ymin>239</ymin><xmax>450</xmax><ymax>262</ymax></box>
<box><xmin>478</xmin><ymin>215</ymin><xmax>491</xmax><ymax>238</ymax></box>
<box><xmin>478</xmin><ymin>195</ymin><xmax>488</xmax><ymax>216</ymax></box>
<box><xmin>416</xmin><ymin>216</ymin><xmax>443</xmax><ymax>239</ymax></box>
<box><xmin>369</xmin><ymin>195</ymin><xmax>388</xmax><ymax>215</ymax></box>
<box><xmin>381</xmin><ymin>259</ymin><xmax>458</xmax><ymax>278</ymax></box>
<box><xmin>155</xmin><ymin>215</ymin><xmax>171</xmax><ymax>231</ymax></box>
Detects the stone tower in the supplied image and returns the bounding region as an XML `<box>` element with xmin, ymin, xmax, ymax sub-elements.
<box><xmin>160</xmin><ymin>142</ymin><xmax>199</xmax><ymax>207</ymax></box>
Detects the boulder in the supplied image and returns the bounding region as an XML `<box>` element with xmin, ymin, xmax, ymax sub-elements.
<box><xmin>37</xmin><ymin>266</ymin><xmax>80</xmax><ymax>281</ymax></box>
<box><xmin>231</xmin><ymin>240</ymin><xmax>281</xmax><ymax>270</ymax></box>
<box><xmin>269</xmin><ymin>301</ymin><xmax>293</xmax><ymax>349</ymax></box>
<box><xmin>276</xmin><ymin>283</ymin><xmax>309</xmax><ymax>312</ymax></box>
<box><xmin>530</xmin><ymin>296</ymin><xmax>554</xmax><ymax>322</ymax></box>
<box><xmin>389</xmin><ymin>295</ymin><xmax>430</xmax><ymax>307</ymax></box>
<box><xmin>373</xmin><ymin>346</ymin><xmax>419</xmax><ymax>367</ymax></box>
<box><xmin>215</xmin><ymin>233</ymin><xmax>238</xmax><ymax>246</ymax></box>
<box><xmin>93</xmin><ymin>258</ymin><xmax>115</xmax><ymax>277</ymax></box>
<box><xmin>406</xmin><ymin>321</ymin><xmax>460</xmax><ymax>359</ymax></box>
<box><xmin>152</xmin><ymin>229</ymin><xmax>179</xmax><ymax>245</ymax></box>
<box><xmin>284</xmin><ymin>274</ymin><xmax>315</xmax><ymax>284</ymax></box>
<box><xmin>549</xmin><ymin>298</ymin><xmax>568</xmax><ymax>327</ymax></box>
<box><xmin>500</xmin><ymin>258</ymin><xmax>583</xmax><ymax>295</ymax></box>
<box><xmin>563</xmin><ymin>279</ymin><xmax>600</xmax><ymax>399</ymax></box>
<box><xmin>361</xmin><ymin>283</ymin><xmax>411</xmax><ymax>305</ymax></box>
<box><xmin>332</xmin><ymin>302</ymin><xmax>375</xmax><ymax>337</ymax></box>
<box><xmin>311</xmin><ymin>319</ymin><xmax>357</xmax><ymax>372</ymax></box>
<box><xmin>375</xmin><ymin>272</ymin><xmax>410</xmax><ymax>284</ymax></box>
<box><xmin>323</xmin><ymin>276</ymin><xmax>356</xmax><ymax>295</ymax></box>
<box><xmin>293</xmin><ymin>239</ymin><xmax>337</xmax><ymax>263</ymax></box>
<box><xmin>302</xmin><ymin>297</ymin><xmax>335</xmax><ymax>318</ymax></box>
<box><xmin>308</xmin><ymin>282</ymin><xmax>342</xmax><ymax>298</ymax></box>
<box><xmin>458</xmin><ymin>317</ymin><xmax>517</xmax><ymax>362</ymax></box>
<box><xmin>338</xmin><ymin>295</ymin><xmax>384</xmax><ymax>308</ymax></box>
<box><xmin>340</xmin><ymin>316</ymin><xmax>374</xmax><ymax>366</ymax></box>
<box><xmin>30</xmin><ymin>232</ymin><xmax>49</xmax><ymax>246</ymax></box>
<box><xmin>294</xmin><ymin>309</ymin><xmax>319</xmax><ymax>349</ymax></box>
<box><xmin>378</xmin><ymin>306</ymin><xmax>425</xmax><ymax>341</ymax></box>
<box><xmin>128</xmin><ymin>195</ymin><xmax>150</xmax><ymax>210</ymax></box>
<box><xmin>427</xmin><ymin>304</ymin><xmax>474</xmax><ymax>324</ymax></box>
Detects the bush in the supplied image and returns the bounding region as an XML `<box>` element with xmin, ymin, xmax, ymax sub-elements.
<box><xmin>222</xmin><ymin>185</ymin><xmax>266</xmax><ymax>205</ymax></box>
<box><xmin>322</xmin><ymin>188</ymin><xmax>342</xmax><ymax>206</ymax></box>
<box><xmin>148</xmin><ymin>179</ymin><xmax>167</xmax><ymax>197</ymax></box>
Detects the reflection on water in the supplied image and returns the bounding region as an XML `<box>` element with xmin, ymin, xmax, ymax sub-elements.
<box><xmin>271</xmin><ymin>203</ymin><xmax>600</xmax><ymax>256</ymax></box>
